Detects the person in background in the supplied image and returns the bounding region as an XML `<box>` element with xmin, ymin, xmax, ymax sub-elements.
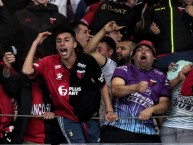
<box><xmin>0</xmin><ymin>0</ymin><xmax>11</xmax><ymax>32</ymax></box>
<box><xmin>74</xmin><ymin>0</ymin><xmax>100</xmax><ymax>22</ymax></box>
<box><xmin>84</xmin><ymin>21</ymin><xmax>135</xmax><ymax>123</ymax></box>
<box><xmin>1</xmin><ymin>0</ymin><xmax>31</xmax><ymax>16</ymax></box>
<box><xmin>97</xmin><ymin>36</ymin><xmax>117</xmax><ymax>61</ymax></box>
<box><xmin>90</xmin><ymin>0</ymin><xmax>145</xmax><ymax>40</ymax></box>
<box><xmin>100</xmin><ymin>40</ymin><xmax>170</xmax><ymax>143</ymax></box>
<box><xmin>70</xmin><ymin>21</ymin><xmax>92</xmax><ymax>49</ymax></box>
<box><xmin>0</xmin><ymin>52</ymin><xmax>14</xmax><ymax>144</ymax></box>
<box><xmin>105</xmin><ymin>27</ymin><xmax>123</xmax><ymax>43</ymax></box>
<box><xmin>160</xmin><ymin>60</ymin><xmax>193</xmax><ymax>144</ymax></box>
<box><xmin>143</xmin><ymin>0</ymin><xmax>193</xmax><ymax>73</ymax></box>
<box><xmin>3</xmin><ymin>52</ymin><xmax>66</xmax><ymax>144</ymax></box>
<box><xmin>0</xmin><ymin>0</ymin><xmax>70</xmax><ymax>71</ymax></box>
<box><xmin>116</xmin><ymin>40</ymin><xmax>137</xmax><ymax>66</ymax></box>
<box><xmin>181</xmin><ymin>64</ymin><xmax>193</xmax><ymax>96</ymax></box>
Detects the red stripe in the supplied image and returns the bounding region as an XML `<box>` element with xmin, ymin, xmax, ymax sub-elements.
<box><xmin>83</xmin><ymin>122</ymin><xmax>88</xmax><ymax>143</ymax></box>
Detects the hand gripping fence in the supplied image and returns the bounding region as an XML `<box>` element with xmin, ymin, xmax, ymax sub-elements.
<box><xmin>1</xmin><ymin>113</ymin><xmax>193</xmax><ymax>119</ymax></box>
<box><xmin>1</xmin><ymin>113</ymin><xmax>193</xmax><ymax>144</ymax></box>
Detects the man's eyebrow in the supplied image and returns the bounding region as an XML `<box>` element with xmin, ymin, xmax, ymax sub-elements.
<box><xmin>56</xmin><ymin>36</ymin><xmax>70</xmax><ymax>40</ymax></box>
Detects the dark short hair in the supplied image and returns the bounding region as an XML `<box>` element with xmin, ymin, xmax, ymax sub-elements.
<box><xmin>70</xmin><ymin>21</ymin><xmax>88</xmax><ymax>32</ymax></box>
<box><xmin>55</xmin><ymin>27</ymin><xmax>76</xmax><ymax>38</ymax></box>
<box><xmin>100</xmin><ymin>36</ymin><xmax>116</xmax><ymax>52</ymax></box>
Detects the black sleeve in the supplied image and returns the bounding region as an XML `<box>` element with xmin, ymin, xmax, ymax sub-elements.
<box><xmin>0</xmin><ymin>12</ymin><xmax>20</xmax><ymax>52</ymax></box>
<box><xmin>3</xmin><ymin>73</ymin><xmax>22</xmax><ymax>99</ymax></box>
<box><xmin>0</xmin><ymin>6</ymin><xmax>11</xmax><ymax>31</ymax></box>
<box><xmin>90</xmin><ymin>55</ymin><xmax>106</xmax><ymax>88</ymax></box>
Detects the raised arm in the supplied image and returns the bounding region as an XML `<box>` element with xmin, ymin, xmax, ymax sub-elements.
<box><xmin>84</xmin><ymin>21</ymin><xmax>118</xmax><ymax>66</ymax></box>
<box><xmin>3</xmin><ymin>52</ymin><xmax>15</xmax><ymax>78</ymax></box>
<box><xmin>22</xmin><ymin>31</ymin><xmax>51</xmax><ymax>76</ymax></box>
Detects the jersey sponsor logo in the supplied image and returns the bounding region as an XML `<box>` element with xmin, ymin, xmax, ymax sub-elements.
<box><xmin>31</xmin><ymin>103</ymin><xmax>51</xmax><ymax>115</ymax></box>
<box><xmin>58</xmin><ymin>86</ymin><xmax>68</xmax><ymax>96</ymax></box>
<box><xmin>56</xmin><ymin>73</ymin><xmax>63</xmax><ymax>80</ymax></box>
<box><xmin>69</xmin><ymin>87</ymin><xmax>81</xmax><ymax>95</ymax></box>
<box><xmin>155</xmin><ymin>7</ymin><xmax>166</xmax><ymax>11</ymax></box>
<box><xmin>58</xmin><ymin>86</ymin><xmax>81</xmax><ymax>96</ymax></box>
<box><xmin>171</xmin><ymin>63</ymin><xmax>179</xmax><ymax>72</ymax></box>
<box><xmin>50</xmin><ymin>18</ymin><xmax>56</xmax><ymax>24</ymax></box>
<box><xmin>100</xmin><ymin>3</ymin><xmax>127</xmax><ymax>14</ymax></box>
<box><xmin>55</xmin><ymin>65</ymin><xmax>62</xmax><ymax>69</ymax></box>
<box><xmin>145</xmin><ymin>87</ymin><xmax>152</xmax><ymax>95</ymax></box>
<box><xmin>129</xmin><ymin>93</ymin><xmax>154</xmax><ymax>108</ymax></box>
<box><xmin>98</xmin><ymin>74</ymin><xmax>105</xmax><ymax>83</ymax></box>
<box><xmin>149</xmin><ymin>79</ymin><xmax>157</xmax><ymax>87</ymax></box>
<box><xmin>173</xmin><ymin>92</ymin><xmax>193</xmax><ymax>112</ymax></box>
<box><xmin>77</xmin><ymin>70</ymin><xmax>85</xmax><ymax>79</ymax></box>
<box><xmin>77</xmin><ymin>62</ymin><xmax>86</xmax><ymax>68</ymax></box>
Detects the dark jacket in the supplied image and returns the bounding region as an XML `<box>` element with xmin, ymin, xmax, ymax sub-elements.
<box><xmin>2</xmin><ymin>0</ymin><xmax>31</xmax><ymax>16</ymax></box>
<box><xmin>0</xmin><ymin>63</ymin><xmax>14</xmax><ymax>144</ymax></box>
<box><xmin>90</xmin><ymin>0</ymin><xmax>144</xmax><ymax>39</ymax></box>
<box><xmin>0</xmin><ymin>2</ymin><xmax>70</xmax><ymax>71</ymax></box>
<box><xmin>3</xmin><ymin>73</ymin><xmax>66</xmax><ymax>144</ymax></box>
<box><xmin>144</xmin><ymin>0</ymin><xmax>193</xmax><ymax>55</ymax></box>
<box><xmin>0</xmin><ymin>5</ymin><xmax>11</xmax><ymax>32</ymax></box>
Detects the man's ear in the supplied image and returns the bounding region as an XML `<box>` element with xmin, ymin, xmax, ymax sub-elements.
<box><xmin>131</xmin><ymin>51</ymin><xmax>134</xmax><ymax>59</ymax></box>
<box><xmin>73</xmin><ymin>41</ymin><xmax>77</xmax><ymax>48</ymax></box>
<box><xmin>109</xmin><ymin>49</ymin><xmax>113</xmax><ymax>56</ymax></box>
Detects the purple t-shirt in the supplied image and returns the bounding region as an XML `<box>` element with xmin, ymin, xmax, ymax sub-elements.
<box><xmin>106</xmin><ymin>64</ymin><xmax>170</xmax><ymax>135</ymax></box>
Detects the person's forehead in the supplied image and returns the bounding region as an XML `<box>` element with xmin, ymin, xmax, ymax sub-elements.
<box><xmin>57</xmin><ymin>32</ymin><xmax>73</xmax><ymax>38</ymax></box>
<box><xmin>117</xmin><ymin>42</ymin><xmax>129</xmax><ymax>49</ymax></box>
<box><xmin>34</xmin><ymin>0</ymin><xmax>48</xmax><ymax>3</ymax></box>
<box><xmin>79</xmin><ymin>24</ymin><xmax>88</xmax><ymax>31</ymax></box>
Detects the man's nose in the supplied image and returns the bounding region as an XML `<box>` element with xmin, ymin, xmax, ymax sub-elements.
<box><xmin>60</xmin><ymin>40</ymin><xmax>65</xmax><ymax>46</ymax></box>
<box><xmin>116</xmin><ymin>47</ymin><xmax>121</xmax><ymax>53</ymax></box>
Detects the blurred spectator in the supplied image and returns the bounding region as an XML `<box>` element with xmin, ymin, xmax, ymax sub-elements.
<box><xmin>0</xmin><ymin>0</ymin><xmax>70</xmax><ymax>71</ymax></box>
<box><xmin>160</xmin><ymin>60</ymin><xmax>193</xmax><ymax>144</ymax></box>
<box><xmin>49</xmin><ymin>0</ymin><xmax>85</xmax><ymax>21</ymax></box>
<box><xmin>0</xmin><ymin>0</ymin><xmax>11</xmax><ymax>32</ymax></box>
<box><xmin>2</xmin><ymin>0</ymin><xmax>31</xmax><ymax>16</ymax></box>
<box><xmin>71</xmin><ymin>21</ymin><xmax>92</xmax><ymax>48</ymax></box>
<box><xmin>74</xmin><ymin>0</ymin><xmax>100</xmax><ymax>21</ymax></box>
<box><xmin>90</xmin><ymin>0</ymin><xmax>145</xmax><ymax>40</ymax></box>
<box><xmin>0</xmin><ymin>52</ymin><xmax>14</xmax><ymax>144</ymax></box>
<box><xmin>3</xmin><ymin>52</ymin><xmax>66</xmax><ymax>144</ymax></box>
<box><xmin>80</xmin><ymin>1</ymin><xmax>102</xmax><ymax>27</ymax></box>
<box><xmin>116</xmin><ymin>40</ymin><xmax>137</xmax><ymax>66</ymax></box>
<box><xmin>97</xmin><ymin>36</ymin><xmax>117</xmax><ymax>61</ymax></box>
<box><xmin>143</xmin><ymin>0</ymin><xmax>193</xmax><ymax>72</ymax></box>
